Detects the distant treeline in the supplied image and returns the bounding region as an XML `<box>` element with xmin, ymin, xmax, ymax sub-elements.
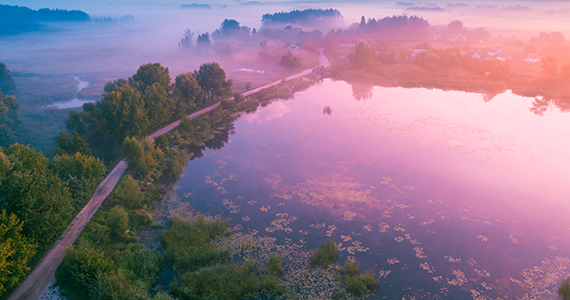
<box><xmin>0</xmin><ymin>4</ymin><xmax>90</xmax><ymax>35</ymax></box>
<box><xmin>261</xmin><ymin>8</ymin><xmax>342</xmax><ymax>27</ymax></box>
<box><xmin>359</xmin><ymin>15</ymin><xmax>430</xmax><ymax>41</ymax></box>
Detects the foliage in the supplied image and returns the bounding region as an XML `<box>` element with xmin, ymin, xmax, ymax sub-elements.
<box><xmin>339</xmin><ymin>260</ymin><xmax>380</xmax><ymax>297</ymax></box>
<box><xmin>106</xmin><ymin>206</ymin><xmax>129</xmax><ymax>238</ymax></box>
<box><xmin>161</xmin><ymin>216</ymin><xmax>231</xmax><ymax>273</ymax></box>
<box><xmin>106</xmin><ymin>175</ymin><xmax>144</xmax><ymax>209</ymax></box>
<box><xmin>267</xmin><ymin>253</ymin><xmax>283</xmax><ymax>276</ymax></box>
<box><xmin>279</xmin><ymin>53</ymin><xmax>301</xmax><ymax>69</ymax></box>
<box><xmin>58</xmin><ymin>246</ymin><xmax>117</xmax><ymax>294</ymax></box>
<box><xmin>261</xmin><ymin>8</ymin><xmax>342</xmax><ymax>27</ymax></box>
<box><xmin>195</xmin><ymin>62</ymin><xmax>233</xmax><ymax>106</ymax></box>
<box><xmin>170</xmin><ymin>260</ymin><xmax>262</xmax><ymax>300</ymax></box>
<box><xmin>124</xmin><ymin>136</ymin><xmax>163</xmax><ymax>179</ymax></box>
<box><xmin>88</xmin><ymin>269</ymin><xmax>141</xmax><ymax>300</ymax></box>
<box><xmin>0</xmin><ymin>144</ymin><xmax>73</xmax><ymax>249</ymax></box>
<box><xmin>118</xmin><ymin>244</ymin><xmax>161</xmax><ymax>287</ymax></box>
<box><xmin>0</xmin><ymin>91</ymin><xmax>20</xmax><ymax>148</ymax></box>
<box><xmin>129</xmin><ymin>209</ymin><xmax>153</xmax><ymax>229</ymax></box>
<box><xmin>0</xmin><ymin>210</ymin><xmax>37</xmax><ymax>296</ymax></box>
<box><xmin>196</xmin><ymin>33</ymin><xmax>211</xmax><ymax>53</ymax></box>
<box><xmin>560</xmin><ymin>277</ymin><xmax>570</xmax><ymax>300</ymax></box>
<box><xmin>359</xmin><ymin>15</ymin><xmax>430</xmax><ymax>41</ymax></box>
<box><xmin>311</xmin><ymin>240</ymin><xmax>337</xmax><ymax>269</ymax></box>
<box><xmin>55</xmin><ymin>131</ymin><xmax>92</xmax><ymax>156</ymax></box>
<box><xmin>348</xmin><ymin>42</ymin><xmax>376</xmax><ymax>69</ymax></box>
<box><xmin>130</xmin><ymin>63</ymin><xmax>171</xmax><ymax>94</ymax></box>
<box><xmin>233</xmin><ymin>93</ymin><xmax>245</xmax><ymax>103</ymax></box>
<box><xmin>51</xmin><ymin>152</ymin><xmax>105</xmax><ymax>182</ymax></box>
<box><xmin>0</xmin><ymin>63</ymin><xmax>16</xmax><ymax>95</ymax></box>
<box><xmin>179</xmin><ymin>28</ymin><xmax>194</xmax><ymax>51</ymax></box>
<box><xmin>220</xmin><ymin>99</ymin><xmax>237</xmax><ymax>112</ymax></box>
<box><xmin>212</xmin><ymin>19</ymin><xmax>251</xmax><ymax>41</ymax></box>
<box><xmin>174</xmin><ymin>72</ymin><xmax>202</xmax><ymax>118</ymax></box>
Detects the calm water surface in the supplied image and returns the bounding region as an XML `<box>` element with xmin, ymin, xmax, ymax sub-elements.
<box><xmin>161</xmin><ymin>79</ymin><xmax>570</xmax><ymax>299</ymax></box>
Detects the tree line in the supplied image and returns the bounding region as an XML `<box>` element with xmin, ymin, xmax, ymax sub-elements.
<box><xmin>0</xmin><ymin>4</ymin><xmax>90</xmax><ymax>35</ymax></box>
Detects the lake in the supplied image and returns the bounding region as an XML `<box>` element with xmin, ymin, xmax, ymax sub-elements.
<box><xmin>154</xmin><ymin>79</ymin><xmax>570</xmax><ymax>299</ymax></box>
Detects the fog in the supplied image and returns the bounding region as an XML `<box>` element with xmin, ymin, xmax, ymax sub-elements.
<box><xmin>1</xmin><ymin>0</ymin><xmax>570</xmax><ymax>154</ymax></box>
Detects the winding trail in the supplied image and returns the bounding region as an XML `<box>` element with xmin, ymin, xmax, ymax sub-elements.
<box><xmin>9</xmin><ymin>49</ymin><xmax>330</xmax><ymax>300</ymax></box>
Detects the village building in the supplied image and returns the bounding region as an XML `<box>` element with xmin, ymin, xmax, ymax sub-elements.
<box><xmin>338</xmin><ymin>43</ymin><xmax>356</xmax><ymax>51</ymax></box>
<box><xmin>487</xmin><ymin>47</ymin><xmax>502</xmax><ymax>56</ymax></box>
<box><xmin>525</xmin><ymin>53</ymin><xmax>542</xmax><ymax>63</ymax></box>
<box><xmin>288</xmin><ymin>43</ymin><xmax>300</xmax><ymax>52</ymax></box>
<box><xmin>463</xmin><ymin>50</ymin><xmax>480</xmax><ymax>60</ymax></box>
<box><xmin>496</xmin><ymin>53</ymin><xmax>512</xmax><ymax>61</ymax></box>
<box><xmin>411</xmin><ymin>49</ymin><xmax>428</xmax><ymax>59</ymax></box>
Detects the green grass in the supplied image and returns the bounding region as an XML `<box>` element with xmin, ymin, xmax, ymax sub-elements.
<box><xmin>161</xmin><ymin>216</ymin><xmax>231</xmax><ymax>273</ymax></box>
<box><xmin>339</xmin><ymin>260</ymin><xmax>380</xmax><ymax>297</ymax></box>
<box><xmin>311</xmin><ymin>240</ymin><xmax>337</xmax><ymax>269</ymax></box>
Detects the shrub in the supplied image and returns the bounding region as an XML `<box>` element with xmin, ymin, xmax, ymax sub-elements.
<box><xmin>311</xmin><ymin>240</ymin><xmax>337</xmax><ymax>268</ymax></box>
<box><xmin>88</xmin><ymin>269</ymin><xmax>139</xmax><ymax>300</ymax></box>
<box><xmin>161</xmin><ymin>216</ymin><xmax>231</xmax><ymax>272</ymax></box>
<box><xmin>279</xmin><ymin>53</ymin><xmax>300</xmax><ymax>69</ymax></box>
<box><xmin>129</xmin><ymin>209</ymin><xmax>152</xmax><ymax>229</ymax></box>
<box><xmin>118</xmin><ymin>244</ymin><xmax>161</xmax><ymax>287</ymax></box>
<box><xmin>58</xmin><ymin>246</ymin><xmax>117</xmax><ymax>294</ymax></box>
<box><xmin>170</xmin><ymin>260</ymin><xmax>262</xmax><ymax>300</ymax></box>
<box><xmin>106</xmin><ymin>175</ymin><xmax>143</xmax><ymax>209</ymax></box>
<box><xmin>339</xmin><ymin>260</ymin><xmax>380</xmax><ymax>297</ymax></box>
<box><xmin>233</xmin><ymin>92</ymin><xmax>245</xmax><ymax>103</ymax></box>
<box><xmin>106</xmin><ymin>206</ymin><xmax>129</xmax><ymax>238</ymax></box>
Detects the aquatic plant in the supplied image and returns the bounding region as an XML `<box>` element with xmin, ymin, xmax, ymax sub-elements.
<box><xmin>161</xmin><ymin>216</ymin><xmax>231</xmax><ymax>272</ymax></box>
<box><xmin>560</xmin><ymin>277</ymin><xmax>570</xmax><ymax>300</ymax></box>
<box><xmin>339</xmin><ymin>260</ymin><xmax>380</xmax><ymax>297</ymax></box>
<box><xmin>311</xmin><ymin>240</ymin><xmax>337</xmax><ymax>269</ymax></box>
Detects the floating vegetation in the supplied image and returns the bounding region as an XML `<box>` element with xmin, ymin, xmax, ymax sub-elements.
<box><xmin>338</xmin><ymin>260</ymin><xmax>380</xmax><ymax>297</ymax></box>
<box><xmin>343</xmin><ymin>211</ymin><xmax>357</xmax><ymax>221</ymax></box>
<box><xmin>378</xmin><ymin>223</ymin><xmax>390</xmax><ymax>233</ymax></box>
<box><xmin>445</xmin><ymin>256</ymin><xmax>462</xmax><ymax>263</ymax></box>
<box><xmin>265</xmin><ymin>213</ymin><xmax>297</xmax><ymax>234</ymax></box>
<box><xmin>419</xmin><ymin>219</ymin><xmax>435</xmax><ymax>226</ymax></box>
<box><xmin>413</xmin><ymin>247</ymin><xmax>427</xmax><ymax>259</ymax></box>
<box><xmin>387</xmin><ymin>258</ymin><xmax>400</xmax><ymax>265</ymax></box>
<box><xmin>363</xmin><ymin>224</ymin><xmax>373</xmax><ymax>231</ymax></box>
<box><xmin>476</xmin><ymin>235</ymin><xmax>489</xmax><ymax>242</ymax></box>
<box><xmin>394</xmin><ymin>237</ymin><xmax>405</xmax><ymax>243</ymax></box>
<box><xmin>419</xmin><ymin>262</ymin><xmax>436</xmax><ymax>273</ymax></box>
<box><xmin>326</xmin><ymin>225</ymin><xmax>337</xmax><ymax>236</ymax></box>
<box><xmin>394</xmin><ymin>226</ymin><xmax>406</xmax><ymax>232</ymax></box>
<box><xmin>474</xmin><ymin>269</ymin><xmax>490</xmax><ymax>277</ymax></box>
<box><xmin>341</xmin><ymin>235</ymin><xmax>352</xmax><ymax>242</ymax></box>
<box><xmin>447</xmin><ymin>269</ymin><xmax>467</xmax><ymax>286</ymax></box>
<box><xmin>260</xmin><ymin>206</ymin><xmax>271</xmax><ymax>212</ymax></box>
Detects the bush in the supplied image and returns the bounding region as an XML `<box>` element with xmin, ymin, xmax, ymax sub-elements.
<box><xmin>129</xmin><ymin>209</ymin><xmax>152</xmax><ymax>229</ymax></box>
<box><xmin>311</xmin><ymin>240</ymin><xmax>337</xmax><ymax>268</ymax></box>
<box><xmin>106</xmin><ymin>206</ymin><xmax>129</xmax><ymax>238</ymax></box>
<box><xmin>220</xmin><ymin>99</ymin><xmax>237</xmax><ymax>111</ymax></box>
<box><xmin>170</xmin><ymin>260</ymin><xmax>262</xmax><ymax>300</ymax></box>
<box><xmin>279</xmin><ymin>53</ymin><xmax>301</xmax><ymax>69</ymax></box>
<box><xmin>58</xmin><ymin>246</ymin><xmax>117</xmax><ymax>294</ymax></box>
<box><xmin>88</xmin><ymin>269</ymin><xmax>139</xmax><ymax>300</ymax></box>
<box><xmin>118</xmin><ymin>244</ymin><xmax>161</xmax><ymax>287</ymax></box>
<box><xmin>106</xmin><ymin>175</ymin><xmax>143</xmax><ymax>209</ymax></box>
<box><xmin>233</xmin><ymin>92</ymin><xmax>245</xmax><ymax>103</ymax></box>
<box><xmin>161</xmin><ymin>216</ymin><xmax>231</xmax><ymax>272</ymax></box>
<box><xmin>339</xmin><ymin>260</ymin><xmax>380</xmax><ymax>297</ymax></box>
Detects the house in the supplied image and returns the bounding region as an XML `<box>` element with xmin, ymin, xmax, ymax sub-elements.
<box><xmin>338</xmin><ymin>43</ymin><xmax>355</xmax><ymax>51</ymax></box>
<box><xmin>463</xmin><ymin>50</ymin><xmax>480</xmax><ymax>60</ymax></box>
<box><xmin>525</xmin><ymin>53</ymin><xmax>542</xmax><ymax>63</ymax></box>
<box><xmin>479</xmin><ymin>53</ymin><xmax>491</xmax><ymax>61</ymax></box>
<box><xmin>487</xmin><ymin>47</ymin><xmax>502</xmax><ymax>56</ymax></box>
<box><xmin>449</xmin><ymin>32</ymin><xmax>466</xmax><ymax>42</ymax></box>
<box><xmin>411</xmin><ymin>49</ymin><xmax>428</xmax><ymax>59</ymax></box>
<box><xmin>496</xmin><ymin>53</ymin><xmax>512</xmax><ymax>61</ymax></box>
<box><xmin>288</xmin><ymin>43</ymin><xmax>300</xmax><ymax>52</ymax></box>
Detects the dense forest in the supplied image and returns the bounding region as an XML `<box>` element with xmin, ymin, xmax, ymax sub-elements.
<box><xmin>0</xmin><ymin>4</ymin><xmax>90</xmax><ymax>35</ymax></box>
<box><xmin>261</xmin><ymin>8</ymin><xmax>343</xmax><ymax>27</ymax></box>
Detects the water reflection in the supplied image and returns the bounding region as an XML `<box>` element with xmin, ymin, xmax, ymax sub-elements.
<box><xmin>163</xmin><ymin>79</ymin><xmax>570</xmax><ymax>299</ymax></box>
<box><xmin>351</xmin><ymin>81</ymin><xmax>374</xmax><ymax>101</ymax></box>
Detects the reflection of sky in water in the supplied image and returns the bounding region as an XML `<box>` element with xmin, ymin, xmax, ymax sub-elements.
<box><xmin>168</xmin><ymin>79</ymin><xmax>570</xmax><ymax>299</ymax></box>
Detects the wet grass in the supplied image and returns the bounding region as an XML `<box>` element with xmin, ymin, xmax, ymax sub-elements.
<box><xmin>311</xmin><ymin>240</ymin><xmax>337</xmax><ymax>269</ymax></box>
<box><xmin>161</xmin><ymin>216</ymin><xmax>231</xmax><ymax>273</ymax></box>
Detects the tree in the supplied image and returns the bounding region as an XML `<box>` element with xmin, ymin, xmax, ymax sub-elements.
<box><xmin>174</xmin><ymin>72</ymin><xmax>202</xmax><ymax>117</ymax></box>
<box><xmin>0</xmin><ymin>92</ymin><xmax>20</xmax><ymax>148</ymax></box>
<box><xmin>0</xmin><ymin>63</ymin><xmax>16</xmax><ymax>95</ymax></box>
<box><xmin>0</xmin><ymin>144</ymin><xmax>73</xmax><ymax>249</ymax></box>
<box><xmin>0</xmin><ymin>210</ymin><xmax>37</xmax><ymax>296</ymax></box>
<box><xmin>179</xmin><ymin>28</ymin><xmax>194</xmax><ymax>51</ymax></box>
<box><xmin>51</xmin><ymin>152</ymin><xmax>105</xmax><ymax>181</ymax></box>
<box><xmin>196</xmin><ymin>33</ymin><xmax>211</xmax><ymax>53</ymax></box>
<box><xmin>279</xmin><ymin>53</ymin><xmax>301</xmax><ymax>69</ymax></box>
<box><xmin>59</xmin><ymin>246</ymin><xmax>117</xmax><ymax>293</ymax></box>
<box><xmin>143</xmin><ymin>83</ymin><xmax>174</xmax><ymax>129</ymax></box>
<box><xmin>106</xmin><ymin>206</ymin><xmax>129</xmax><ymax>238</ymax></box>
<box><xmin>359</xmin><ymin>16</ymin><xmax>366</xmax><ymax>29</ymax></box>
<box><xmin>55</xmin><ymin>131</ymin><xmax>92</xmax><ymax>156</ymax></box>
<box><xmin>129</xmin><ymin>63</ymin><xmax>171</xmax><ymax>94</ymax></box>
<box><xmin>195</xmin><ymin>62</ymin><xmax>232</xmax><ymax>105</ymax></box>
<box><xmin>212</xmin><ymin>19</ymin><xmax>244</xmax><ymax>41</ymax></box>
<box><xmin>349</xmin><ymin>42</ymin><xmax>376</xmax><ymax>70</ymax></box>
<box><xmin>447</xmin><ymin>20</ymin><xmax>466</xmax><ymax>34</ymax></box>
<box><xmin>541</xmin><ymin>56</ymin><xmax>558</xmax><ymax>75</ymax></box>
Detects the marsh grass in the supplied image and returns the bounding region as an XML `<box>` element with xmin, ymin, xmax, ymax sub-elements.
<box><xmin>339</xmin><ymin>260</ymin><xmax>380</xmax><ymax>297</ymax></box>
<box><xmin>161</xmin><ymin>216</ymin><xmax>231</xmax><ymax>273</ymax></box>
<box><xmin>311</xmin><ymin>240</ymin><xmax>338</xmax><ymax>269</ymax></box>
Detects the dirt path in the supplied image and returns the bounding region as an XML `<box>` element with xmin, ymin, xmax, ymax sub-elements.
<box><xmin>10</xmin><ymin>49</ymin><xmax>330</xmax><ymax>300</ymax></box>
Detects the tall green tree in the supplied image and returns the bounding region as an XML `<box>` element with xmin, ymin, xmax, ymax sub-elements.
<box><xmin>129</xmin><ymin>63</ymin><xmax>171</xmax><ymax>94</ymax></box>
<box><xmin>55</xmin><ymin>131</ymin><xmax>92</xmax><ymax>156</ymax></box>
<box><xmin>143</xmin><ymin>83</ymin><xmax>174</xmax><ymax>130</ymax></box>
<box><xmin>195</xmin><ymin>62</ymin><xmax>232</xmax><ymax>106</ymax></box>
<box><xmin>0</xmin><ymin>210</ymin><xmax>37</xmax><ymax>297</ymax></box>
<box><xmin>0</xmin><ymin>145</ymin><xmax>73</xmax><ymax>249</ymax></box>
<box><xmin>0</xmin><ymin>92</ymin><xmax>20</xmax><ymax>148</ymax></box>
<box><xmin>174</xmin><ymin>72</ymin><xmax>202</xmax><ymax>117</ymax></box>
